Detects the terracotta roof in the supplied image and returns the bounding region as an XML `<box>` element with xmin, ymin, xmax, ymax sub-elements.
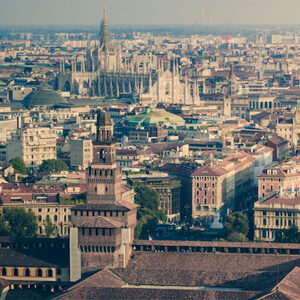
<box><xmin>272</xmin><ymin>267</ymin><xmax>300</xmax><ymax>299</ymax></box>
<box><xmin>263</xmin><ymin>196</ymin><xmax>300</xmax><ymax>206</ymax></box>
<box><xmin>0</xmin><ymin>248</ymin><xmax>68</xmax><ymax>268</ymax></box>
<box><xmin>73</xmin><ymin>216</ymin><xmax>123</xmax><ymax>228</ymax></box>
<box><xmin>73</xmin><ymin>203</ymin><xmax>131</xmax><ymax>212</ymax></box>
<box><xmin>258</xmin><ymin>168</ymin><xmax>300</xmax><ymax>178</ymax></box>
<box><xmin>67</xmin><ymin>269</ymin><xmax>125</xmax><ymax>292</ymax></box>
<box><xmin>268</xmin><ymin>136</ymin><xmax>288</xmax><ymax>146</ymax></box>
<box><xmin>53</xmin><ymin>287</ymin><xmax>259</xmax><ymax>300</ymax></box>
<box><xmin>192</xmin><ymin>166</ymin><xmax>227</xmax><ymax>177</ymax></box>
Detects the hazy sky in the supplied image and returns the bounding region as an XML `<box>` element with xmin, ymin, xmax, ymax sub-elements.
<box><xmin>1</xmin><ymin>0</ymin><xmax>300</xmax><ymax>26</ymax></box>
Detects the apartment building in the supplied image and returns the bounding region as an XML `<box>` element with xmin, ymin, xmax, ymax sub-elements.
<box><xmin>254</xmin><ymin>191</ymin><xmax>300</xmax><ymax>241</ymax></box>
<box><xmin>6</xmin><ymin>124</ymin><xmax>56</xmax><ymax>166</ymax></box>
<box><xmin>257</xmin><ymin>166</ymin><xmax>300</xmax><ymax>199</ymax></box>
<box><xmin>70</xmin><ymin>139</ymin><xmax>93</xmax><ymax>170</ymax></box>
<box><xmin>191</xmin><ymin>151</ymin><xmax>255</xmax><ymax>219</ymax></box>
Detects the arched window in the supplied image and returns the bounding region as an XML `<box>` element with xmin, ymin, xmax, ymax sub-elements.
<box><xmin>38</xmin><ymin>215</ymin><xmax>42</xmax><ymax>221</ymax></box>
<box><xmin>25</xmin><ymin>268</ymin><xmax>30</xmax><ymax>277</ymax></box>
<box><xmin>47</xmin><ymin>269</ymin><xmax>53</xmax><ymax>277</ymax></box>
<box><xmin>165</xmin><ymin>82</ymin><xmax>170</xmax><ymax>95</ymax></box>
<box><xmin>54</xmin><ymin>215</ymin><xmax>58</xmax><ymax>222</ymax></box>
<box><xmin>14</xmin><ymin>268</ymin><xmax>18</xmax><ymax>276</ymax></box>
<box><xmin>2</xmin><ymin>268</ymin><xmax>6</xmax><ymax>276</ymax></box>
<box><xmin>37</xmin><ymin>268</ymin><xmax>43</xmax><ymax>277</ymax></box>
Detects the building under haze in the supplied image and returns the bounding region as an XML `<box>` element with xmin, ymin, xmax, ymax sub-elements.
<box><xmin>55</xmin><ymin>7</ymin><xmax>198</xmax><ymax>105</ymax></box>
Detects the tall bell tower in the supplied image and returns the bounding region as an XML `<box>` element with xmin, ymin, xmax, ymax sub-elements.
<box><xmin>71</xmin><ymin>111</ymin><xmax>137</xmax><ymax>273</ymax></box>
<box><xmin>87</xmin><ymin>111</ymin><xmax>122</xmax><ymax>204</ymax></box>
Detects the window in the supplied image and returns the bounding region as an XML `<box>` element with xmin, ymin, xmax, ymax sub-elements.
<box><xmin>25</xmin><ymin>268</ymin><xmax>30</xmax><ymax>277</ymax></box>
<box><xmin>54</xmin><ymin>215</ymin><xmax>58</xmax><ymax>222</ymax></box>
<box><xmin>2</xmin><ymin>268</ymin><xmax>6</xmax><ymax>276</ymax></box>
<box><xmin>47</xmin><ymin>269</ymin><xmax>53</xmax><ymax>277</ymax></box>
<box><xmin>263</xmin><ymin>211</ymin><xmax>266</xmax><ymax>216</ymax></box>
<box><xmin>263</xmin><ymin>219</ymin><xmax>266</xmax><ymax>226</ymax></box>
<box><xmin>38</xmin><ymin>215</ymin><xmax>42</xmax><ymax>221</ymax></box>
<box><xmin>14</xmin><ymin>268</ymin><xmax>18</xmax><ymax>276</ymax></box>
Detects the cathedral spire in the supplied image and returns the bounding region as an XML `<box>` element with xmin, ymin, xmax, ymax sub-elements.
<box><xmin>100</xmin><ymin>6</ymin><xmax>110</xmax><ymax>50</ymax></box>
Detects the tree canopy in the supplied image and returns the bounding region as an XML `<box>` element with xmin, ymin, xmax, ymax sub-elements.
<box><xmin>39</xmin><ymin>159</ymin><xmax>68</xmax><ymax>173</ymax></box>
<box><xmin>275</xmin><ymin>224</ymin><xmax>300</xmax><ymax>243</ymax></box>
<box><xmin>43</xmin><ymin>215</ymin><xmax>56</xmax><ymax>238</ymax></box>
<box><xmin>134</xmin><ymin>186</ymin><xmax>159</xmax><ymax>211</ymax></box>
<box><xmin>134</xmin><ymin>186</ymin><xmax>167</xmax><ymax>239</ymax></box>
<box><xmin>2</xmin><ymin>208</ymin><xmax>38</xmax><ymax>238</ymax></box>
<box><xmin>10</xmin><ymin>157</ymin><xmax>27</xmax><ymax>174</ymax></box>
<box><xmin>224</xmin><ymin>212</ymin><xmax>249</xmax><ymax>242</ymax></box>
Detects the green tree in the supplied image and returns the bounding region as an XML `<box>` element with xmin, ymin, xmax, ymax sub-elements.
<box><xmin>3</xmin><ymin>208</ymin><xmax>38</xmax><ymax>238</ymax></box>
<box><xmin>43</xmin><ymin>216</ymin><xmax>56</xmax><ymax>238</ymax></box>
<box><xmin>224</xmin><ymin>212</ymin><xmax>249</xmax><ymax>240</ymax></box>
<box><xmin>134</xmin><ymin>186</ymin><xmax>159</xmax><ymax>211</ymax></box>
<box><xmin>0</xmin><ymin>216</ymin><xmax>8</xmax><ymax>236</ymax></box>
<box><xmin>39</xmin><ymin>159</ymin><xmax>68</xmax><ymax>173</ymax></box>
<box><xmin>227</xmin><ymin>232</ymin><xmax>248</xmax><ymax>242</ymax></box>
<box><xmin>10</xmin><ymin>157</ymin><xmax>27</xmax><ymax>174</ymax></box>
<box><xmin>275</xmin><ymin>225</ymin><xmax>300</xmax><ymax>243</ymax></box>
<box><xmin>134</xmin><ymin>186</ymin><xmax>167</xmax><ymax>239</ymax></box>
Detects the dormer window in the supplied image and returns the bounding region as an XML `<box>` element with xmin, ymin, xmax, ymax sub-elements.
<box><xmin>267</xmin><ymin>170</ymin><xmax>272</xmax><ymax>175</ymax></box>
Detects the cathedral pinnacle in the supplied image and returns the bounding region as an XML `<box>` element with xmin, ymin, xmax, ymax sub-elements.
<box><xmin>100</xmin><ymin>6</ymin><xmax>110</xmax><ymax>50</ymax></box>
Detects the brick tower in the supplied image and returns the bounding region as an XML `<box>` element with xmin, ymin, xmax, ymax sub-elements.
<box><xmin>71</xmin><ymin>111</ymin><xmax>137</xmax><ymax>273</ymax></box>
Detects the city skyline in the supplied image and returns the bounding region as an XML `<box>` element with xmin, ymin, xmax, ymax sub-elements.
<box><xmin>1</xmin><ymin>0</ymin><xmax>300</xmax><ymax>26</ymax></box>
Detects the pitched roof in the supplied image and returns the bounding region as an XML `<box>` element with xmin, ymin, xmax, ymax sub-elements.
<box><xmin>67</xmin><ymin>269</ymin><xmax>125</xmax><ymax>292</ymax></box>
<box><xmin>272</xmin><ymin>267</ymin><xmax>300</xmax><ymax>299</ymax></box>
<box><xmin>0</xmin><ymin>248</ymin><xmax>68</xmax><ymax>268</ymax></box>
<box><xmin>72</xmin><ymin>216</ymin><xmax>123</xmax><ymax>228</ymax></box>
<box><xmin>268</xmin><ymin>135</ymin><xmax>288</xmax><ymax>146</ymax></box>
<box><xmin>74</xmin><ymin>203</ymin><xmax>131</xmax><ymax>212</ymax></box>
<box><xmin>192</xmin><ymin>166</ymin><xmax>227</xmax><ymax>177</ymax></box>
